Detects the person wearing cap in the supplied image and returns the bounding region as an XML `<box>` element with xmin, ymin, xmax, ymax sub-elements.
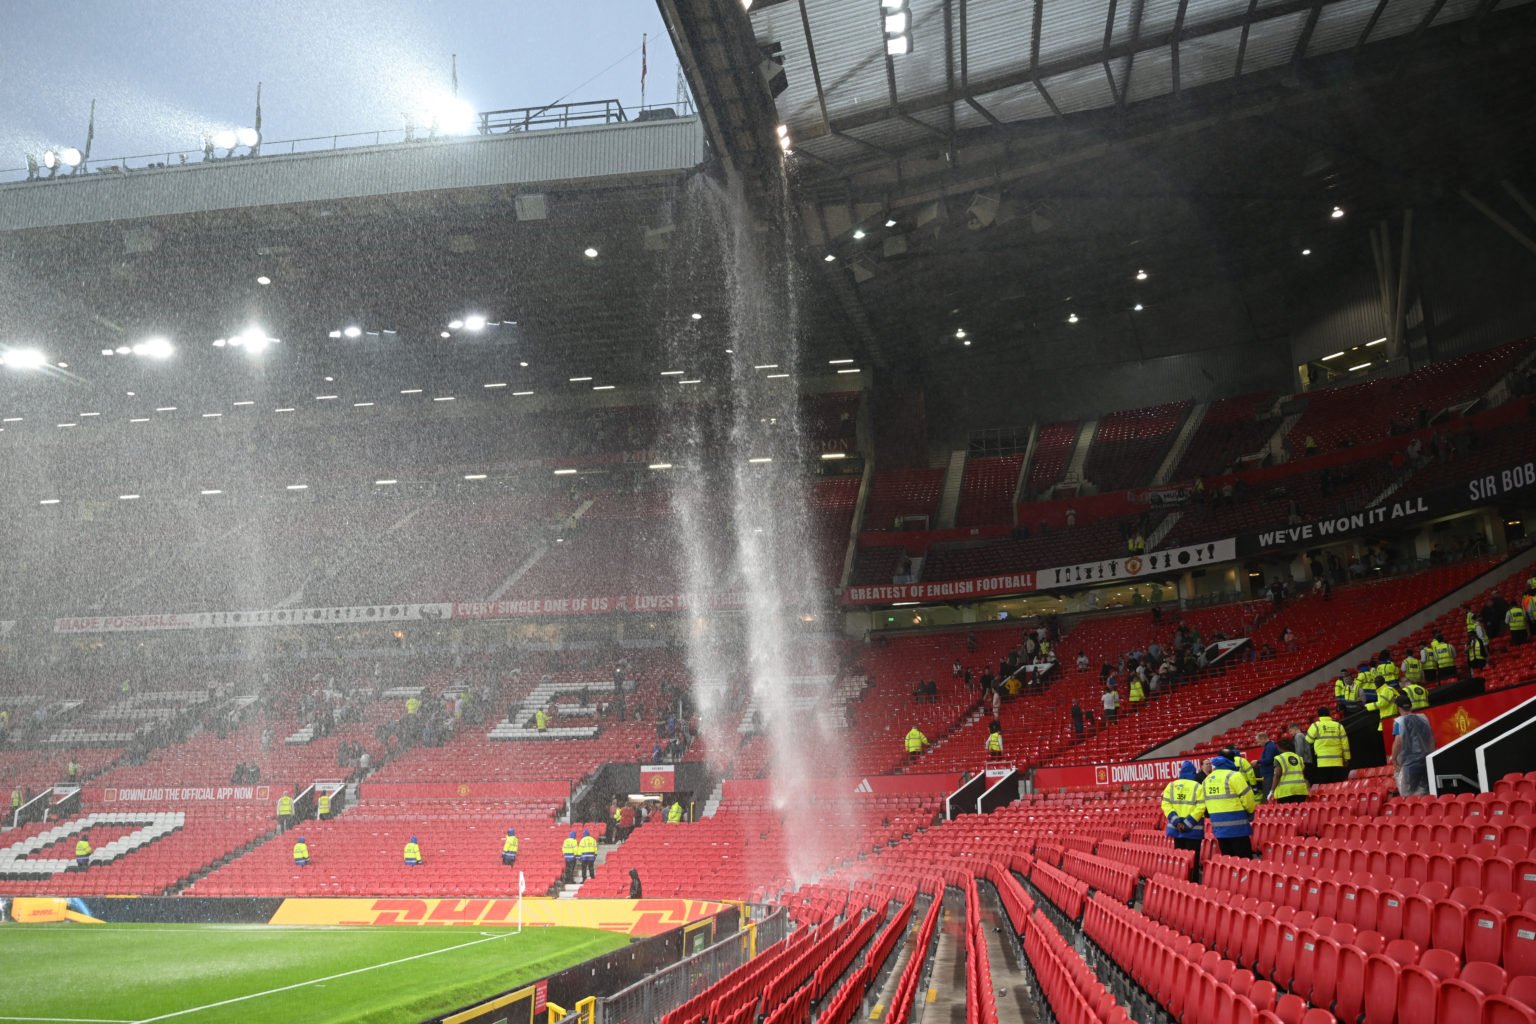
<box><xmin>1203</xmin><ymin>754</ymin><xmax>1258</xmax><ymax>858</ymax></box>
<box><xmin>1160</xmin><ymin>761</ymin><xmax>1206</xmax><ymax>873</ymax></box>
<box><xmin>562</xmin><ymin>831</ymin><xmax>579</xmax><ymax>883</ymax></box>
<box><xmin>293</xmin><ymin>836</ymin><xmax>310</xmax><ymax>867</ymax></box>
<box><xmin>578</xmin><ymin>829</ymin><xmax>598</xmax><ymax>880</ymax></box>
<box><xmin>403</xmin><ymin>836</ymin><xmax>422</xmax><ymax>866</ymax></box>
<box><xmin>502</xmin><ymin>829</ymin><xmax>518</xmax><ymax>867</ymax></box>
<box><xmin>1225</xmin><ymin>747</ymin><xmax>1258</xmax><ymax>790</ymax></box>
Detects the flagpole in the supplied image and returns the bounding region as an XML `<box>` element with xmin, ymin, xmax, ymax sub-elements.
<box><xmin>640</xmin><ymin>33</ymin><xmax>647</xmax><ymax>110</ymax></box>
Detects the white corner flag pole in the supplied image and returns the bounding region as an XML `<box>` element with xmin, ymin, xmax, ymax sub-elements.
<box><xmin>517</xmin><ymin>870</ymin><xmax>526</xmax><ymax>933</ymax></box>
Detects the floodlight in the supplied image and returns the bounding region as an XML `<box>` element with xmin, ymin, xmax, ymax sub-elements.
<box><xmin>2</xmin><ymin>348</ymin><xmax>49</xmax><ymax>369</ymax></box>
<box><xmin>131</xmin><ymin>336</ymin><xmax>174</xmax><ymax>359</ymax></box>
<box><xmin>58</xmin><ymin>148</ymin><xmax>83</xmax><ymax>168</ymax></box>
<box><xmin>886</xmin><ymin>35</ymin><xmax>911</xmax><ymax>55</ymax></box>
<box><xmin>42</xmin><ymin>151</ymin><xmax>58</xmax><ymax>170</ymax></box>
<box><xmin>463</xmin><ymin>314</ymin><xmax>487</xmax><ymax>331</ymax></box>
<box><xmin>691</xmin><ymin>312</ymin><xmax>703</xmax><ymax>320</ymax></box>
<box><xmin>583</xmin><ymin>247</ymin><xmax>599</xmax><ymax>259</ymax></box>
<box><xmin>884</xmin><ymin>11</ymin><xmax>909</xmax><ymax>33</ymax></box>
<box><xmin>424</xmin><ymin>95</ymin><xmax>477</xmax><ymax>136</ymax></box>
<box><xmin>234</xmin><ymin>127</ymin><xmax>260</xmax><ymax>148</ymax></box>
<box><xmin>1136</xmin><ymin>269</ymin><xmax>1148</xmax><ymax>281</ymax></box>
<box><xmin>343</xmin><ymin>325</ymin><xmax>362</xmax><ymax>339</ymax></box>
<box><xmin>1067</xmin><ymin>313</ymin><xmax>1079</xmax><ymax>324</ymax></box>
<box><xmin>256</xmin><ymin>275</ymin><xmax>271</xmax><ymax>285</ymax></box>
<box><xmin>212</xmin><ymin>129</ymin><xmax>238</xmax><ymax>151</ymax></box>
<box><xmin>448</xmin><ymin>319</ymin><xmax>464</xmax><ymax>330</ymax></box>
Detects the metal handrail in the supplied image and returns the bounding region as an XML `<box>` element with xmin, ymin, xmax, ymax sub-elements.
<box><xmin>1</xmin><ymin>97</ymin><xmax>694</xmax><ymax>184</ymax></box>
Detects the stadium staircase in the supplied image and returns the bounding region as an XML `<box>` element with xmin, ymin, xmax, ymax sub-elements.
<box><xmin>1063</xmin><ymin>421</ymin><xmax>1098</xmax><ymax>489</ymax></box>
<box><xmin>936</xmin><ymin>450</ymin><xmax>968</xmax><ymax>529</ymax></box>
<box><xmin>1152</xmin><ymin>402</ymin><xmax>1208</xmax><ymax>485</ymax></box>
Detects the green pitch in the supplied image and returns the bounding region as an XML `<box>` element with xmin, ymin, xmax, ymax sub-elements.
<box><xmin>0</xmin><ymin>922</ymin><xmax>627</xmax><ymax>1024</ymax></box>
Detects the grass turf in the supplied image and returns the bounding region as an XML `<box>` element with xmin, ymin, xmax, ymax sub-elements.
<box><xmin>0</xmin><ymin>922</ymin><xmax>627</xmax><ymax>1023</ymax></box>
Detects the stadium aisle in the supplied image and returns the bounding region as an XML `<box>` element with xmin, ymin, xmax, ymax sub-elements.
<box><xmin>974</xmin><ymin>883</ymin><xmax>1038</xmax><ymax>1024</ymax></box>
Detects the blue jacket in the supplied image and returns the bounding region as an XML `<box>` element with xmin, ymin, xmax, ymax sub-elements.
<box><xmin>1257</xmin><ymin>740</ymin><xmax>1281</xmax><ymax>784</ymax></box>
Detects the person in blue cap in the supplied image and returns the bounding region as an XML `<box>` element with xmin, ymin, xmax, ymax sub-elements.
<box><xmin>292</xmin><ymin>835</ymin><xmax>310</xmax><ymax>867</ymax></box>
<box><xmin>502</xmin><ymin>828</ymin><xmax>518</xmax><ymax>867</ymax></box>
<box><xmin>1202</xmin><ymin>754</ymin><xmax>1257</xmax><ymax>858</ymax></box>
<box><xmin>1160</xmin><ymin>761</ymin><xmax>1206</xmax><ymax>877</ymax></box>
<box><xmin>578</xmin><ymin>829</ymin><xmax>598</xmax><ymax>881</ymax></box>
<box><xmin>561</xmin><ymin>830</ymin><xmax>578</xmax><ymax>884</ymax></box>
<box><xmin>403</xmin><ymin>835</ymin><xmax>423</xmax><ymax>866</ymax></box>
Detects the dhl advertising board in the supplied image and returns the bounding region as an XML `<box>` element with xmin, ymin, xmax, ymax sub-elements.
<box><xmin>268</xmin><ymin>896</ymin><xmax>726</xmax><ymax>935</ymax></box>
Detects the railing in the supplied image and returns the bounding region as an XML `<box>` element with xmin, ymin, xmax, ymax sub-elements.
<box><xmin>0</xmin><ymin>97</ymin><xmax>694</xmax><ymax>185</ymax></box>
<box><xmin>599</xmin><ymin>909</ymin><xmax>788</xmax><ymax>1024</ymax></box>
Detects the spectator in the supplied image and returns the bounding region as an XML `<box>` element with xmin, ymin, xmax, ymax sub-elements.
<box><xmin>1101</xmin><ymin>684</ymin><xmax>1120</xmax><ymax>723</ymax></box>
<box><xmin>1392</xmin><ymin>696</ymin><xmax>1434</xmax><ymax>796</ymax></box>
<box><xmin>1075</xmin><ymin>650</ymin><xmax>1089</xmax><ymax>671</ymax></box>
<box><xmin>1070</xmin><ymin>701</ymin><xmax>1084</xmax><ymax>741</ymax></box>
<box><xmin>628</xmin><ymin>868</ymin><xmax>643</xmax><ymax>899</ymax></box>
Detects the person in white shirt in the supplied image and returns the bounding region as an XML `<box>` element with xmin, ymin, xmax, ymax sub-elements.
<box><xmin>1076</xmin><ymin>651</ymin><xmax>1090</xmax><ymax>671</ymax></box>
<box><xmin>1101</xmin><ymin>685</ymin><xmax>1120</xmax><ymax>722</ymax></box>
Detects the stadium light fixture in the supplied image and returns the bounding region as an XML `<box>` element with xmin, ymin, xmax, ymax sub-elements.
<box><xmin>821</xmin><ymin>452</ymin><xmax>847</xmax><ymax>460</ymax></box>
<box><xmin>315</xmin><ymin>395</ymin><xmax>338</xmax><ymax>401</ymax></box>
<box><xmin>463</xmin><ymin>315</ymin><xmax>487</xmax><ymax>332</ymax></box>
<box><xmin>583</xmin><ymin>247</ymin><xmax>599</xmax><ymax>259</ymax></box>
<box><xmin>448</xmin><ymin>319</ymin><xmax>465</xmax><ymax>330</ymax></box>
<box><xmin>649</xmin><ymin>462</ymin><xmax>674</xmax><ymax>470</ymax></box>
<box><xmin>829</xmin><ymin>358</ymin><xmax>855</xmax><ymax>364</ymax></box>
<box><xmin>119</xmin><ymin>494</ymin><xmax>140</xmax><ymax>501</ymax></box>
<box><xmin>432</xmin><ymin>396</ymin><xmax>455</xmax><ymax>402</ymax></box>
<box><xmin>1348</xmin><ymin>362</ymin><xmax>1372</xmax><ymax>372</ymax></box>
<box><xmin>569</xmin><ymin>376</ymin><xmax>593</xmax><ymax>382</ymax></box>
<box><xmin>102</xmin><ymin>349</ymin><xmax>115</xmax><ymax>355</ymax></box>
<box><xmin>691</xmin><ymin>312</ymin><xmax>703</xmax><ymax>321</ymax></box>
<box><xmin>1134</xmin><ymin>304</ymin><xmax>1144</xmax><ymax>312</ymax></box>
<box><xmin>885</xmin><ymin>218</ymin><xmax>898</xmax><ymax>227</ymax></box>
<box><xmin>375</xmin><ymin>479</ymin><xmax>398</xmax><ymax>486</ymax></box>
<box><xmin>519</xmin><ymin>361</ymin><xmax>529</xmax><ymax>367</ymax></box>
<box><xmin>464</xmin><ymin>473</ymin><xmax>487</xmax><ymax>480</ymax></box>
<box><xmin>401</xmin><ymin>388</ymin><xmax>424</xmax><ymax>394</ymax></box>
<box><xmin>484</xmin><ymin>382</ymin><xmax>508</xmax><ymax>389</ymax></box>
<box><xmin>234</xmin><ymin>127</ymin><xmax>260</xmax><ymax>149</ymax></box>
<box><xmin>129</xmin><ymin>417</ymin><xmax>149</xmax><ymax>423</ymax></box>
<box><xmin>202</xmin><ymin>412</ymin><xmax>222</xmax><ymax>418</ymax></box>
<box><xmin>1</xmin><ymin>348</ymin><xmax>49</xmax><ymax>369</ymax></box>
<box><xmin>274</xmin><ymin>407</ymin><xmax>295</xmax><ymax>413</ymax></box>
<box><xmin>1136</xmin><ymin>269</ymin><xmax>1148</xmax><ymax>281</ymax></box>
<box><xmin>660</xmin><ymin>370</ymin><xmax>685</xmax><ymax>376</ymax></box>
<box><xmin>211</xmin><ymin>129</ymin><xmax>239</xmax><ymax>151</ymax></box>
<box><xmin>1331</xmin><ymin>206</ymin><xmax>1345</xmax><ymax>219</ymax></box>
<box><xmin>39</xmin><ymin>499</ymin><xmax>60</xmax><ymax>505</ymax></box>
<box><xmin>201</xmin><ymin>489</ymin><xmax>223</xmax><ymax>495</ymax></box>
<box><xmin>1321</xmin><ymin>351</ymin><xmax>1344</xmax><ymax>361</ymax></box>
<box><xmin>155</xmin><ymin>406</ymin><xmax>177</xmax><ymax>412</ymax></box>
<box><xmin>440</xmin><ymin>332</ymin><xmax>451</xmax><ymax>338</ymax></box>
<box><xmin>1067</xmin><ymin>313</ymin><xmax>1079</xmax><ymax>324</ymax></box>
<box><xmin>286</xmin><ymin>484</ymin><xmax>308</xmax><ymax>491</ymax></box>
<box><xmin>131</xmin><ymin>336</ymin><xmax>174</xmax><ymax>359</ymax></box>
<box><xmin>748</xmin><ymin>456</ymin><xmax>773</xmax><ymax>464</ymax></box>
<box><xmin>593</xmin><ymin>384</ymin><xmax>615</xmax><ymax>391</ymax></box>
<box><xmin>512</xmin><ymin>390</ymin><xmax>534</xmax><ymax>396</ymax></box>
<box><xmin>343</xmin><ymin>326</ymin><xmax>362</xmax><ymax>339</ymax></box>
<box><xmin>852</xmin><ymin>228</ymin><xmax>866</xmax><ymax>240</ymax></box>
<box><xmin>1301</xmin><ymin>248</ymin><xmax>1312</xmax><ymax>256</ymax></box>
<box><xmin>58</xmin><ymin>147</ymin><xmax>83</xmax><ymax>168</ymax></box>
<box><xmin>766</xmin><ymin>373</ymin><xmax>790</xmax><ymax>378</ymax></box>
<box><xmin>954</xmin><ymin>329</ymin><xmax>966</xmax><ymax>339</ymax></box>
<box><xmin>823</xmin><ymin>253</ymin><xmax>836</xmax><ymax>262</ymax></box>
<box><xmin>680</xmin><ymin>379</ymin><xmax>702</xmax><ymax>385</ymax></box>
<box><xmin>963</xmin><ymin>340</ymin><xmax>972</xmax><ymax>346</ymax></box>
<box><xmin>836</xmin><ymin>367</ymin><xmax>861</xmax><ymax>374</ymax></box>
<box><xmin>1366</xmin><ymin>337</ymin><xmax>1387</xmax><ymax>347</ymax></box>
<box><xmin>256</xmin><ymin>275</ymin><xmax>271</xmax><ymax>285</ymax></box>
<box><xmin>115</xmin><ymin>345</ymin><xmax>132</xmax><ymax>354</ymax></box>
<box><xmin>353</xmin><ymin>402</ymin><xmax>374</xmax><ymax>407</ymax></box>
<box><xmin>553</xmin><ymin>468</ymin><xmax>578</xmax><ymax>475</ymax></box>
<box><xmin>232</xmin><ymin>400</ymin><xmax>254</xmax><ymax>406</ymax></box>
<box><xmin>753</xmin><ymin>364</ymin><xmax>779</xmax><ymax>370</ymax></box>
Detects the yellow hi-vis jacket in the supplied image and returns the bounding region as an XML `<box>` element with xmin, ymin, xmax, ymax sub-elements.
<box><xmin>904</xmin><ymin>727</ymin><xmax>928</xmax><ymax>753</ymax></box>
<box><xmin>293</xmin><ymin>842</ymin><xmax>310</xmax><ymax>861</ymax></box>
<box><xmin>578</xmin><ymin>835</ymin><xmax>598</xmax><ymax>858</ymax></box>
<box><xmin>1306</xmin><ymin>716</ymin><xmax>1350</xmax><ymax>767</ymax></box>
<box><xmin>1366</xmin><ymin>683</ymin><xmax>1400</xmax><ymax>732</ymax></box>
<box><xmin>277</xmin><ymin>795</ymin><xmax>293</xmax><ymax>817</ymax></box>
<box><xmin>667</xmin><ymin>802</ymin><xmax>683</xmax><ymax>824</ymax></box>
<box><xmin>75</xmin><ymin>839</ymin><xmax>92</xmax><ymax>857</ymax></box>
<box><xmin>1401</xmin><ymin>683</ymin><xmax>1429</xmax><ymax>711</ymax></box>
<box><xmin>403</xmin><ymin>842</ymin><xmax>422</xmax><ymax>862</ymax></box>
<box><xmin>503</xmin><ymin>835</ymin><xmax>518</xmax><ymax>855</ymax></box>
<box><xmin>1401</xmin><ymin>657</ymin><xmax>1423</xmax><ymax>683</ymax></box>
<box><xmin>1271</xmin><ymin>751</ymin><xmax>1309</xmax><ymax>800</ymax></box>
<box><xmin>1160</xmin><ymin>778</ymin><xmax>1205</xmax><ymax>837</ymax></box>
<box><xmin>986</xmin><ymin>732</ymin><xmax>1003</xmax><ymax>754</ymax></box>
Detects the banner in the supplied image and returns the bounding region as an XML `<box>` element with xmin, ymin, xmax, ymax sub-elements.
<box><xmin>1423</xmin><ymin>681</ymin><xmax>1536</xmax><ymax>749</ymax></box>
<box><xmin>87</xmin><ymin>785</ymin><xmax>272</xmax><ymax>803</ymax></box>
<box><xmin>1035</xmin><ymin>538</ymin><xmax>1237</xmax><ymax>592</ymax></box>
<box><xmin>267</xmin><ymin>897</ymin><xmax>725</xmax><ymax>936</ymax></box>
<box><xmin>53</xmin><ymin>603</ymin><xmax>452</xmax><ymax>634</ymax></box>
<box><xmin>840</xmin><ymin>573</ymin><xmax>1036</xmax><ymax>607</ymax></box>
<box><xmin>452</xmin><ymin>593</ymin><xmax>744</xmax><ymax>618</ymax></box>
<box><xmin>639</xmin><ymin>765</ymin><xmax>675</xmax><ymax>792</ymax></box>
<box><xmin>1241</xmin><ymin>457</ymin><xmax>1536</xmax><ymax>555</ymax></box>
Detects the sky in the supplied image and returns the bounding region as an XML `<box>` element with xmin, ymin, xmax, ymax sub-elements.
<box><xmin>0</xmin><ymin>0</ymin><xmax>681</xmax><ymax>170</ymax></box>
